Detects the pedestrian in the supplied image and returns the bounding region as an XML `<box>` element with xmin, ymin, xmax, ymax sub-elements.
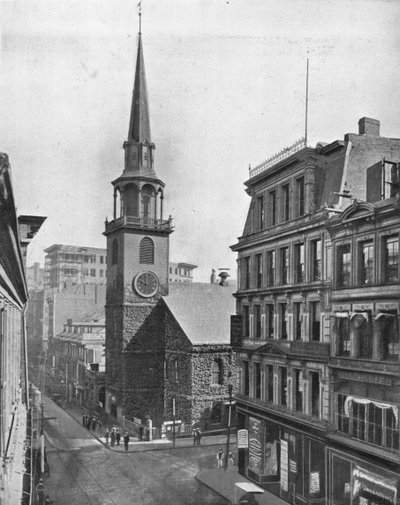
<box><xmin>123</xmin><ymin>432</ymin><xmax>130</xmax><ymax>451</ymax></box>
<box><xmin>192</xmin><ymin>429</ymin><xmax>197</xmax><ymax>446</ymax></box>
<box><xmin>139</xmin><ymin>424</ymin><xmax>144</xmax><ymax>441</ymax></box>
<box><xmin>216</xmin><ymin>448</ymin><xmax>224</xmax><ymax>468</ymax></box>
<box><xmin>228</xmin><ymin>451</ymin><xmax>234</xmax><ymax>466</ymax></box>
<box><xmin>87</xmin><ymin>416</ymin><xmax>92</xmax><ymax>430</ymax></box>
<box><xmin>92</xmin><ymin>417</ymin><xmax>97</xmax><ymax>431</ymax></box>
<box><xmin>196</xmin><ymin>428</ymin><xmax>202</xmax><ymax>445</ymax></box>
<box><xmin>82</xmin><ymin>413</ymin><xmax>86</xmax><ymax>426</ymax></box>
<box><xmin>36</xmin><ymin>478</ymin><xmax>46</xmax><ymax>505</ymax></box>
<box><xmin>104</xmin><ymin>428</ymin><xmax>110</xmax><ymax>445</ymax></box>
<box><xmin>110</xmin><ymin>428</ymin><xmax>116</xmax><ymax>446</ymax></box>
<box><xmin>116</xmin><ymin>429</ymin><xmax>121</xmax><ymax>446</ymax></box>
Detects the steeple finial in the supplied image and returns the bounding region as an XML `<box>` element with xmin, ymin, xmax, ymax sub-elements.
<box><xmin>138</xmin><ymin>1</ymin><xmax>142</xmax><ymax>35</ymax></box>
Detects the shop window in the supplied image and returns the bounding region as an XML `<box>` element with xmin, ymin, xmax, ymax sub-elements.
<box><xmin>379</xmin><ymin>311</ymin><xmax>399</xmax><ymax>361</ymax></box>
<box><xmin>254</xmin><ymin>305</ymin><xmax>261</xmax><ymax>339</ymax></box>
<box><xmin>385</xmin><ymin>408</ymin><xmax>399</xmax><ymax>450</ymax></box>
<box><xmin>359</xmin><ymin>240</ymin><xmax>374</xmax><ymax>285</ymax></box>
<box><xmin>280</xmin><ymin>247</ymin><xmax>289</xmax><ymax>285</ymax></box>
<box><xmin>112</xmin><ymin>239</ymin><xmax>118</xmax><ymax>265</ymax></box>
<box><xmin>211</xmin><ymin>359</ymin><xmax>223</xmax><ymax>385</ymax></box>
<box><xmin>337</xmin><ymin>244</ymin><xmax>351</xmax><ymax>287</ymax></box>
<box><xmin>295</xmin><ymin>243</ymin><xmax>305</xmax><ymax>283</ymax></box>
<box><xmin>296</xmin><ymin>176</ymin><xmax>305</xmax><ymax>216</ymax></box>
<box><xmin>139</xmin><ymin>237</ymin><xmax>154</xmax><ymax>264</ymax></box>
<box><xmin>352</xmin><ymin>401</ymin><xmax>366</xmax><ymax>440</ymax></box>
<box><xmin>294</xmin><ymin>369</ymin><xmax>303</xmax><ymax>412</ymax></box>
<box><xmin>267</xmin><ymin>250</ymin><xmax>275</xmax><ymax>286</ymax></box>
<box><xmin>266</xmin><ymin>304</ymin><xmax>274</xmax><ymax>339</ymax></box>
<box><xmin>266</xmin><ymin>364</ymin><xmax>274</xmax><ymax>402</ymax></box>
<box><xmin>257</xmin><ymin>195</ymin><xmax>265</xmax><ymax>230</ymax></box>
<box><xmin>279</xmin><ymin>367</ymin><xmax>287</xmax><ymax>407</ymax></box>
<box><xmin>255</xmin><ymin>253</ymin><xmax>263</xmax><ymax>288</ymax></box>
<box><xmin>335</xmin><ymin>314</ymin><xmax>350</xmax><ymax>356</ymax></box>
<box><xmin>254</xmin><ymin>362</ymin><xmax>261</xmax><ymax>399</ymax></box>
<box><xmin>279</xmin><ymin>303</ymin><xmax>287</xmax><ymax>339</ymax></box>
<box><xmin>294</xmin><ymin>302</ymin><xmax>302</xmax><ymax>340</ymax></box>
<box><xmin>269</xmin><ymin>190</ymin><xmax>277</xmax><ymax>226</ymax></box>
<box><xmin>383</xmin><ymin>235</ymin><xmax>399</xmax><ymax>282</ymax></box>
<box><xmin>243</xmin><ymin>306</ymin><xmax>249</xmax><ymax>337</ymax></box>
<box><xmin>243</xmin><ymin>361</ymin><xmax>250</xmax><ymax>396</ymax></box>
<box><xmin>331</xmin><ymin>456</ymin><xmax>351</xmax><ymax>505</ymax></box>
<box><xmin>310</xmin><ymin>371</ymin><xmax>320</xmax><ymax>418</ymax></box>
<box><xmin>310</xmin><ymin>301</ymin><xmax>320</xmax><ymax>341</ymax></box>
<box><xmin>282</xmin><ymin>183</ymin><xmax>290</xmax><ymax>222</ymax></box>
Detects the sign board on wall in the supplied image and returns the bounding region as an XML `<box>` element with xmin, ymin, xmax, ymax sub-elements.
<box><xmin>249</xmin><ymin>418</ymin><xmax>263</xmax><ymax>473</ymax></box>
<box><xmin>237</xmin><ymin>429</ymin><xmax>249</xmax><ymax>449</ymax></box>
<box><xmin>280</xmin><ymin>439</ymin><xmax>288</xmax><ymax>492</ymax></box>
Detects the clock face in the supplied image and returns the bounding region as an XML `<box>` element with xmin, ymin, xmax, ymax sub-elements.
<box><xmin>133</xmin><ymin>271</ymin><xmax>159</xmax><ymax>298</ymax></box>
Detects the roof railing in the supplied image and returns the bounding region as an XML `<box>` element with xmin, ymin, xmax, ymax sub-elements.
<box><xmin>249</xmin><ymin>137</ymin><xmax>307</xmax><ymax>179</ymax></box>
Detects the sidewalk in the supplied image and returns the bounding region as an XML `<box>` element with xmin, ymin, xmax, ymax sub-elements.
<box><xmin>197</xmin><ymin>468</ymin><xmax>289</xmax><ymax>505</ymax></box>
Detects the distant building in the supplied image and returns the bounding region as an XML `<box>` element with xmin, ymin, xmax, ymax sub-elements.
<box><xmin>44</xmin><ymin>244</ymin><xmax>107</xmax><ymax>290</ymax></box>
<box><xmin>168</xmin><ymin>261</ymin><xmax>197</xmax><ymax>283</ymax></box>
<box><xmin>0</xmin><ymin>153</ymin><xmax>45</xmax><ymax>504</ymax></box>
<box><xmin>26</xmin><ymin>262</ymin><xmax>45</xmax><ymax>290</ymax></box>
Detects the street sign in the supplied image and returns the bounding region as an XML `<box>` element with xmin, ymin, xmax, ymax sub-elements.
<box><xmin>237</xmin><ymin>429</ymin><xmax>249</xmax><ymax>448</ymax></box>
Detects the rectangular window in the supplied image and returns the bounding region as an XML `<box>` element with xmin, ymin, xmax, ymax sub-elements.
<box><xmin>254</xmin><ymin>305</ymin><xmax>261</xmax><ymax>339</ymax></box>
<box><xmin>243</xmin><ymin>306</ymin><xmax>250</xmax><ymax>337</ymax></box>
<box><xmin>254</xmin><ymin>362</ymin><xmax>261</xmax><ymax>399</ymax></box>
<box><xmin>280</xmin><ymin>303</ymin><xmax>287</xmax><ymax>339</ymax></box>
<box><xmin>267</xmin><ymin>250</ymin><xmax>275</xmax><ymax>287</ymax></box>
<box><xmin>244</xmin><ymin>257</ymin><xmax>251</xmax><ymax>289</ymax></box>
<box><xmin>266</xmin><ymin>305</ymin><xmax>274</xmax><ymax>339</ymax></box>
<box><xmin>294</xmin><ymin>302</ymin><xmax>302</xmax><ymax>340</ymax></box>
<box><xmin>90</xmin><ymin>269</ymin><xmax>96</xmax><ymax>277</ymax></box>
<box><xmin>255</xmin><ymin>253</ymin><xmax>263</xmax><ymax>288</ymax></box>
<box><xmin>337</xmin><ymin>244</ymin><xmax>351</xmax><ymax>287</ymax></box>
<box><xmin>310</xmin><ymin>371</ymin><xmax>320</xmax><ymax>418</ymax></box>
<box><xmin>100</xmin><ymin>255</ymin><xmax>104</xmax><ymax>264</ymax></box>
<box><xmin>243</xmin><ymin>361</ymin><xmax>250</xmax><ymax>396</ymax></box>
<box><xmin>257</xmin><ymin>195</ymin><xmax>265</xmax><ymax>230</ymax></box>
<box><xmin>279</xmin><ymin>367</ymin><xmax>287</xmax><ymax>407</ymax></box>
<box><xmin>311</xmin><ymin>239</ymin><xmax>322</xmax><ymax>281</ymax></box>
<box><xmin>294</xmin><ymin>369</ymin><xmax>303</xmax><ymax>412</ymax></box>
<box><xmin>269</xmin><ymin>190</ymin><xmax>277</xmax><ymax>226</ymax></box>
<box><xmin>267</xmin><ymin>365</ymin><xmax>274</xmax><ymax>402</ymax></box>
<box><xmin>310</xmin><ymin>301</ymin><xmax>320</xmax><ymax>341</ymax></box>
<box><xmin>280</xmin><ymin>247</ymin><xmax>289</xmax><ymax>285</ymax></box>
<box><xmin>295</xmin><ymin>243</ymin><xmax>305</xmax><ymax>283</ymax></box>
<box><xmin>359</xmin><ymin>241</ymin><xmax>374</xmax><ymax>285</ymax></box>
<box><xmin>99</xmin><ymin>270</ymin><xmax>104</xmax><ymax>277</ymax></box>
<box><xmin>383</xmin><ymin>235</ymin><xmax>399</xmax><ymax>282</ymax></box>
<box><xmin>380</xmin><ymin>311</ymin><xmax>399</xmax><ymax>361</ymax></box>
<box><xmin>296</xmin><ymin>176</ymin><xmax>305</xmax><ymax>216</ymax></box>
<box><xmin>282</xmin><ymin>184</ymin><xmax>290</xmax><ymax>222</ymax></box>
<box><xmin>336</xmin><ymin>315</ymin><xmax>350</xmax><ymax>356</ymax></box>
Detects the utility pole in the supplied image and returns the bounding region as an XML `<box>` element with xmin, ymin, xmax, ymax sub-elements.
<box><xmin>224</xmin><ymin>384</ymin><xmax>234</xmax><ymax>471</ymax></box>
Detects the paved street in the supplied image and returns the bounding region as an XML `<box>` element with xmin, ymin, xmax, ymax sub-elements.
<box><xmin>41</xmin><ymin>397</ymin><xmax>229</xmax><ymax>505</ymax></box>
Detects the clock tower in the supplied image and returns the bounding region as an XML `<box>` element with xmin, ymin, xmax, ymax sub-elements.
<box><xmin>104</xmin><ymin>27</ymin><xmax>173</xmax><ymax>422</ymax></box>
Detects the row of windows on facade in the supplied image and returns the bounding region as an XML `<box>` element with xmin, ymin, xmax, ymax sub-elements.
<box><xmin>111</xmin><ymin>237</ymin><xmax>154</xmax><ymax>265</ymax></box>
<box><xmin>242</xmin><ymin>301</ymin><xmax>321</xmax><ymax>341</ymax></box>
<box><xmin>241</xmin><ymin>361</ymin><xmax>322</xmax><ymax>418</ymax></box>
<box><xmin>54</xmin><ymin>344</ymin><xmax>102</xmax><ymax>363</ymax></box>
<box><xmin>336</xmin><ymin>234</ymin><xmax>399</xmax><ymax>287</ymax></box>
<box><xmin>168</xmin><ymin>358</ymin><xmax>224</xmax><ymax>385</ymax></box>
<box><xmin>62</xmin><ymin>324</ymin><xmax>101</xmax><ymax>334</ymax></box>
<box><xmin>252</xmin><ymin>176</ymin><xmax>306</xmax><ymax>233</ymax></box>
<box><xmin>169</xmin><ymin>267</ymin><xmax>192</xmax><ymax>277</ymax></box>
<box><xmin>49</xmin><ymin>253</ymin><xmax>106</xmax><ymax>264</ymax></box>
<box><xmin>241</xmin><ymin>238</ymin><xmax>322</xmax><ymax>290</ymax></box>
<box><xmin>62</xmin><ymin>268</ymin><xmax>105</xmax><ymax>277</ymax></box>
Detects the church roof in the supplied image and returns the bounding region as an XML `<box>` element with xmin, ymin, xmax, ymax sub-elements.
<box><xmin>128</xmin><ymin>33</ymin><xmax>151</xmax><ymax>144</ymax></box>
<box><xmin>163</xmin><ymin>282</ymin><xmax>236</xmax><ymax>346</ymax></box>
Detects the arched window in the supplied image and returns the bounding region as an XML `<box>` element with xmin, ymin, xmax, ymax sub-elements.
<box><xmin>112</xmin><ymin>239</ymin><xmax>118</xmax><ymax>265</ymax></box>
<box><xmin>124</xmin><ymin>184</ymin><xmax>139</xmax><ymax>217</ymax></box>
<box><xmin>141</xmin><ymin>185</ymin><xmax>155</xmax><ymax>220</ymax></box>
<box><xmin>211</xmin><ymin>358</ymin><xmax>223</xmax><ymax>385</ymax></box>
<box><xmin>139</xmin><ymin>237</ymin><xmax>154</xmax><ymax>264</ymax></box>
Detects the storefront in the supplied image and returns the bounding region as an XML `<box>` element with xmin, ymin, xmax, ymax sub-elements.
<box><xmin>239</xmin><ymin>413</ymin><xmax>326</xmax><ymax>504</ymax></box>
<box><xmin>329</xmin><ymin>449</ymin><xmax>399</xmax><ymax>505</ymax></box>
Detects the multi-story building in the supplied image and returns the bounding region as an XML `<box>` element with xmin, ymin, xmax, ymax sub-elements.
<box><xmin>168</xmin><ymin>261</ymin><xmax>197</xmax><ymax>283</ymax></box>
<box><xmin>231</xmin><ymin>118</ymin><xmax>400</xmax><ymax>505</ymax></box>
<box><xmin>49</xmin><ymin>311</ymin><xmax>105</xmax><ymax>407</ymax></box>
<box><xmin>44</xmin><ymin>244</ymin><xmax>107</xmax><ymax>290</ymax></box>
<box><xmin>0</xmin><ymin>153</ymin><xmax>45</xmax><ymax>504</ymax></box>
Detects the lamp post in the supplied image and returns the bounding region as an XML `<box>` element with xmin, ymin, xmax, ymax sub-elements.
<box><xmin>224</xmin><ymin>384</ymin><xmax>233</xmax><ymax>471</ymax></box>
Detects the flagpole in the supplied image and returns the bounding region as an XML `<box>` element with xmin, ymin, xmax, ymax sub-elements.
<box><xmin>305</xmin><ymin>57</ymin><xmax>309</xmax><ymax>146</ymax></box>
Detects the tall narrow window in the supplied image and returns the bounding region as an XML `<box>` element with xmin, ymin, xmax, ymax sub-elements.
<box><xmin>311</xmin><ymin>239</ymin><xmax>322</xmax><ymax>281</ymax></box>
<box><xmin>267</xmin><ymin>250</ymin><xmax>275</xmax><ymax>287</ymax></box>
<box><xmin>294</xmin><ymin>369</ymin><xmax>303</xmax><ymax>412</ymax></box>
<box><xmin>243</xmin><ymin>361</ymin><xmax>250</xmax><ymax>396</ymax></box>
<box><xmin>383</xmin><ymin>235</ymin><xmax>399</xmax><ymax>282</ymax></box>
<box><xmin>296</xmin><ymin>177</ymin><xmax>305</xmax><ymax>216</ymax></box>
<box><xmin>254</xmin><ymin>305</ymin><xmax>261</xmax><ymax>339</ymax></box>
<box><xmin>280</xmin><ymin>247</ymin><xmax>289</xmax><ymax>285</ymax></box>
<box><xmin>243</xmin><ymin>306</ymin><xmax>250</xmax><ymax>337</ymax></box>
<box><xmin>244</xmin><ymin>256</ymin><xmax>251</xmax><ymax>289</ymax></box>
<box><xmin>310</xmin><ymin>301</ymin><xmax>320</xmax><ymax>341</ymax></box>
<box><xmin>266</xmin><ymin>305</ymin><xmax>274</xmax><ymax>339</ymax></box>
<box><xmin>359</xmin><ymin>241</ymin><xmax>374</xmax><ymax>285</ymax></box>
<box><xmin>310</xmin><ymin>371</ymin><xmax>320</xmax><ymax>418</ymax></box>
<box><xmin>336</xmin><ymin>314</ymin><xmax>350</xmax><ymax>356</ymax></box>
<box><xmin>295</xmin><ymin>243</ymin><xmax>305</xmax><ymax>283</ymax></box>
<box><xmin>294</xmin><ymin>302</ymin><xmax>302</xmax><ymax>340</ymax></box>
<box><xmin>267</xmin><ymin>365</ymin><xmax>274</xmax><ymax>402</ymax></box>
<box><xmin>279</xmin><ymin>367</ymin><xmax>287</xmax><ymax>407</ymax></box>
<box><xmin>256</xmin><ymin>253</ymin><xmax>263</xmax><ymax>288</ymax></box>
<box><xmin>269</xmin><ymin>190</ymin><xmax>277</xmax><ymax>226</ymax></box>
<box><xmin>337</xmin><ymin>244</ymin><xmax>351</xmax><ymax>287</ymax></box>
<box><xmin>257</xmin><ymin>195</ymin><xmax>265</xmax><ymax>230</ymax></box>
<box><xmin>212</xmin><ymin>359</ymin><xmax>223</xmax><ymax>385</ymax></box>
<box><xmin>254</xmin><ymin>362</ymin><xmax>261</xmax><ymax>399</ymax></box>
<box><xmin>282</xmin><ymin>184</ymin><xmax>290</xmax><ymax>222</ymax></box>
<box><xmin>139</xmin><ymin>237</ymin><xmax>154</xmax><ymax>264</ymax></box>
<box><xmin>380</xmin><ymin>311</ymin><xmax>399</xmax><ymax>361</ymax></box>
<box><xmin>280</xmin><ymin>303</ymin><xmax>287</xmax><ymax>339</ymax></box>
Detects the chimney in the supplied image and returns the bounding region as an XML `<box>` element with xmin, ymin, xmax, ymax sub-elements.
<box><xmin>358</xmin><ymin>117</ymin><xmax>380</xmax><ymax>136</ymax></box>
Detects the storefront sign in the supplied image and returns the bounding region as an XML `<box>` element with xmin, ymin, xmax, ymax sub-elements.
<box><xmin>280</xmin><ymin>439</ymin><xmax>288</xmax><ymax>492</ymax></box>
<box><xmin>310</xmin><ymin>471</ymin><xmax>320</xmax><ymax>494</ymax></box>
<box><xmin>249</xmin><ymin>418</ymin><xmax>263</xmax><ymax>473</ymax></box>
<box><xmin>237</xmin><ymin>429</ymin><xmax>249</xmax><ymax>449</ymax></box>
<box><xmin>376</xmin><ymin>302</ymin><xmax>399</xmax><ymax>311</ymax></box>
<box><xmin>353</xmin><ymin>466</ymin><xmax>398</xmax><ymax>505</ymax></box>
<box><xmin>352</xmin><ymin>303</ymin><xmax>373</xmax><ymax>311</ymax></box>
<box><xmin>289</xmin><ymin>459</ymin><xmax>297</xmax><ymax>473</ymax></box>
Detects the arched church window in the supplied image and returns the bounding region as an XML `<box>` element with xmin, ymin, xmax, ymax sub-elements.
<box><xmin>112</xmin><ymin>239</ymin><xmax>118</xmax><ymax>265</ymax></box>
<box><xmin>211</xmin><ymin>358</ymin><xmax>223</xmax><ymax>385</ymax></box>
<box><xmin>139</xmin><ymin>237</ymin><xmax>154</xmax><ymax>264</ymax></box>
<box><xmin>141</xmin><ymin>185</ymin><xmax>155</xmax><ymax>220</ymax></box>
<box><xmin>124</xmin><ymin>184</ymin><xmax>139</xmax><ymax>217</ymax></box>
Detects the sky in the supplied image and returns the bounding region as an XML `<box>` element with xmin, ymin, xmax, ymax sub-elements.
<box><xmin>1</xmin><ymin>0</ymin><xmax>399</xmax><ymax>282</ymax></box>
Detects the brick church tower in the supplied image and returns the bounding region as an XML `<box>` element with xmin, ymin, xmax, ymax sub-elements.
<box><xmin>104</xmin><ymin>26</ymin><xmax>173</xmax><ymax>422</ymax></box>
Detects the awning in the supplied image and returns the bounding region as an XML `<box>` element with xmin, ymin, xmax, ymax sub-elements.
<box><xmin>375</xmin><ymin>312</ymin><xmax>396</xmax><ymax>320</ymax></box>
<box><xmin>350</xmin><ymin>312</ymin><xmax>369</xmax><ymax>321</ymax></box>
<box><xmin>353</xmin><ymin>466</ymin><xmax>398</xmax><ymax>504</ymax></box>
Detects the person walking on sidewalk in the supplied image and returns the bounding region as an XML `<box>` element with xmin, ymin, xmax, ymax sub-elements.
<box><xmin>110</xmin><ymin>429</ymin><xmax>116</xmax><ymax>447</ymax></box>
<box><xmin>104</xmin><ymin>428</ymin><xmax>110</xmax><ymax>446</ymax></box>
<box><xmin>216</xmin><ymin>448</ymin><xmax>224</xmax><ymax>468</ymax></box>
<box><xmin>196</xmin><ymin>428</ymin><xmax>202</xmax><ymax>445</ymax></box>
<box><xmin>192</xmin><ymin>429</ymin><xmax>197</xmax><ymax>446</ymax></box>
<box><xmin>116</xmin><ymin>429</ymin><xmax>121</xmax><ymax>446</ymax></box>
<box><xmin>123</xmin><ymin>432</ymin><xmax>130</xmax><ymax>451</ymax></box>
<box><xmin>228</xmin><ymin>451</ymin><xmax>234</xmax><ymax>466</ymax></box>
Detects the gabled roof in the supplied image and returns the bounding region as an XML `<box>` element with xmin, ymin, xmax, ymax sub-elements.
<box><xmin>163</xmin><ymin>283</ymin><xmax>236</xmax><ymax>346</ymax></box>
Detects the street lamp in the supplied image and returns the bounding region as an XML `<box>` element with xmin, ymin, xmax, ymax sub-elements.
<box><xmin>224</xmin><ymin>384</ymin><xmax>234</xmax><ymax>471</ymax></box>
